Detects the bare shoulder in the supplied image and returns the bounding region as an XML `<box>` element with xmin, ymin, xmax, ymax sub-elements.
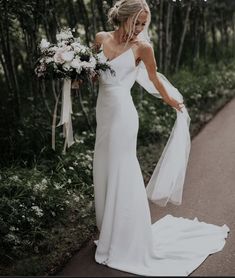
<box><xmin>95</xmin><ymin>31</ymin><xmax>112</xmax><ymax>45</ymax></box>
<box><xmin>135</xmin><ymin>40</ymin><xmax>157</xmax><ymax>68</ymax></box>
<box><xmin>136</xmin><ymin>40</ymin><xmax>153</xmax><ymax>54</ymax></box>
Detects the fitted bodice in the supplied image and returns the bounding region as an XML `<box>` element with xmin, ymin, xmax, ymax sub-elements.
<box><xmin>97</xmin><ymin>46</ymin><xmax>138</xmax><ymax>90</ymax></box>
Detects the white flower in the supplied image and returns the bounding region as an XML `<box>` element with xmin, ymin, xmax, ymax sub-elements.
<box><xmin>76</xmin><ymin>138</ymin><xmax>84</xmax><ymax>144</ymax></box>
<box><xmin>79</xmin><ymin>45</ymin><xmax>88</xmax><ymax>54</ymax></box>
<box><xmin>69</xmin><ymin>166</ymin><xmax>74</xmax><ymax>170</ymax></box>
<box><xmin>40</xmin><ymin>38</ymin><xmax>50</xmax><ymax>50</ymax></box>
<box><xmin>50</xmin><ymin>46</ymin><xmax>59</xmax><ymax>52</ymax></box>
<box><xmin>73</xmin><ymin>194</ymin><xmax>80</xmax><ymax>203</ymax></box>
<box><xmin>33</xmin><ymin>183</ymin><xmax>47</xmax><ymax>192</ymax></box>
<box><xmin>9</xmin><ymin>226</ymin><xmax>16</xmax><ymax>231</ymax></box>
<box><xmin>71</xmin><ymin>58</ymin><xmax>82</xmax><ymax>74</ymax></box>
<box><xmin>71</xmin><ymin>58</ymin><xmax>81</xmax><ymax>68</ymax></box>
<box><xmin>57</xmin><ymin>41</ymin><xmax>67</xmax><ymax>48</ymax></box>
<box><xmin>41</xmin><ymin>178</ymin><xmax>48</xmax><ymax>185</ymax></box>
<box><xmin>80</xmin><ymin>56</ymin><xmax>97</xmax><ymax>70</ymax></box>
<box><xmin>71</xmin><ymin>42</ymin><xmax>82</xmax><ymax>53</ymax></box>
<box><xmin>62</xmin><ymin>62</ymin><xmax>71</xmax><ymax>71</ymax></box>
<box><xmin>61</xmin><ymin>51</ymin><xmax>74</xmax><ymax>62</ymax></box>
<box><xmin>85</xmin><ymin>169</ymin><xmax>91</xmax><ymax>175</ymax></box>
<box><xmin>31</xmin><ymin>206</ymin><xmax>44</xmax><ymax>217</ymax></box>
<box><xmin>5</xmin><ymin>233</ymin><xmax>20</xmax><ymax>243</ymax></box>
<box><xmin>68</xmin><ymin>179</ymin><xmax>72</xmax><ymax>184</ymax></box>
<box><xmin>10</xmin><ymin>175</ymin><xmax>20</xmax><ymax>182</ymax></box>
<box><xmin>54</xmin><ymin>183</ymin><xmax>64</xmax><ymax>190</ymax></box>
<box><xmin>54</xmin><ymin>49</ymin><xmax>65</xmax><ymax>64</ymax></box>
<box><xmin>45</xmin><ymin>57</ymin><xmax>54</xmax><ymax>64</ymax></box>
<box><xmin>56</xmin><ymin>30</ymin><xmax>73</xmax><ymax>42</ymax></box>
<box><xmin>76</xmin><ymin>67</ymin><xmax>82</xmax><ymax>74</ymax></box>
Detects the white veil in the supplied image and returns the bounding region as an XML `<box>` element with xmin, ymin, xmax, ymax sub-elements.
<box><xmin>136</xmin><ymin>9</ymin><xmax>191</xmax><ymax>206</ymax></box>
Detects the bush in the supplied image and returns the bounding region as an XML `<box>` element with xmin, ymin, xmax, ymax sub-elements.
<box><xmin>0</xmin><ymin>131</ymin><xmax>96</xmax><ymax>275</ymax></box>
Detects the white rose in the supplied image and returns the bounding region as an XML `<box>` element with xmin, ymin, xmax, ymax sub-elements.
<box><xmin>71</xmin><ymin>58</ymin><xmax>81</xmax><ymax>68</ymax></box>
<box><xmin>61</xmin><ymin>51</ymin><xmax>74</xmax><ymax>62</ymax></box>
<box><xmin>71</xmin><ymin>58</ymin><xmax>82</xmax><ymax>73</ymax></box>
<box><xmin>54</xmin><ymin>49</ymin><xmax>64</xmax><ymax>64</ymax></box>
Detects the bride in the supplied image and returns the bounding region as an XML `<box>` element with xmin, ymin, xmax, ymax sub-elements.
<box><xmin>88</xmin><ymin>0</ymin><xmax>229</xmax><ymax>276</ymax></box>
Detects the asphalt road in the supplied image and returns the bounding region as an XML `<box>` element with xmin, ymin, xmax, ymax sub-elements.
<box><xmin>58</xmin><ymin>97</ymin><xmax>235</xmax><ymax>277</ymax></box>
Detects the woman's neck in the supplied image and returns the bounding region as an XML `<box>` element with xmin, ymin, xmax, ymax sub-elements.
<box><xmin>113</xmin><ymin>26</ymin><xmax>132</xmax><ymax>45</ymax></box>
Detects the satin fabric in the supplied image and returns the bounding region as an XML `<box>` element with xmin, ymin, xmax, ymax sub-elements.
<box><xmin>92</xmin><ymin>46</ymin><xmax>229</xmax><ymax>276</ymax></box>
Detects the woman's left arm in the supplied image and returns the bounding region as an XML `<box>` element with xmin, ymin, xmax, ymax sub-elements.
<box><xmin>138</xmin><ymin>42</ymin><xmax>183</xmax><ymax>112</ymax></box>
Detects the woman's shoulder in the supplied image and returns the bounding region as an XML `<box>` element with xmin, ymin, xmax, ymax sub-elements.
<box><xmin>95</xmin><ymin>31</ymin><xmax>113</xmax><ymax>45</ymax></box>
<box><xmin>135</xmin><ymin>40</ymin><xmax>153</xmax><ymax>51</ymax></box>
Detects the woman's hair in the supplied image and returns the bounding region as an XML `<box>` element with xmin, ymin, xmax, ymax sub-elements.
<box><xmin>108</xmin><ymin>0</ymin><xmax>151</xmax><ymax>44</ymax></box>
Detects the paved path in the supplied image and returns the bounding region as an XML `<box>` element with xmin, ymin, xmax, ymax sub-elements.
<box><xmin>58</xmin><ymin>98</ymin><xmax>235</xmax><ymax>277</ymax></box>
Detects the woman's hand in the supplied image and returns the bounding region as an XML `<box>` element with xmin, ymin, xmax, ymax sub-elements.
<box><xmin>91</xmin><ymin>73</ymin><xmax>99</xmax><ymax>83</ymax></box>
<box><xmin>71</xmin><ymin>79</ymin><xmax>82</xmax><ymax>89</ymax></box>
<box><xmin>165</xmin><ymin>97</ymin><xmax>184</xmax><ymax>113</ymax></box>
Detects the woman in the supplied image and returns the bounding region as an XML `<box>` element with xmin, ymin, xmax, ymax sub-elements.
<box><xmin>91</xmin><ymin>0</ymin><xmax>229</xmax><ymax>276</ymax></box>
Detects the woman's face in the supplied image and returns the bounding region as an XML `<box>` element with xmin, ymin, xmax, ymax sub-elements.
<box><xmin>130</xmin><ymin>10</ymin><xmax>148</xmax><ymax>39</ymax></box>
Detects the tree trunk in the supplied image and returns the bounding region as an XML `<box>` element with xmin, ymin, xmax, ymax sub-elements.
<box><xmin>202</xmin><ymin>7</ymin><xmax>208</xmax><ymax>61</ymax></box>
<box><xmin>77</xmin><ymin>0</ymin><xmax>91</xmax><ymax>45</ymax></box>
<box><xmin>175</xmin><ymin>3</ymin><xmax>191</xmax><ymax>71</ymax></box>
<box><xmin>0</xmin><ymin>4</ymin><xmax>21</xmax><ymax>118</ymax></box>
<box><xmin>164</xmin><ymin>3</ymin><xmax>173</xmax><ymax>74</ymax></box>
<box><xmin>194</xmin><ymin>15</ymin><xmax>200</xmax><ymax>62</ymax></box>
<box><xmin>158</xmin><ymin>0</ymin><xmax>164</xmax><ymax>70</ymax></box>
<box><xmin>211</xmin><ymin>22</ymin><xmax>218</xmax><ymax>62</ymax></box>
<box><xmin>90</xmin><ymin>0</ymin><xmax>97</xmax><ymax>41</ymax></box>
<box><xmin>233</xmin><ymin>13</ymin><xmax>235</xmax><ymax>54</ymax></box>
<box><xmin>96</xmin><ymin>1</ymin><xmax>107</xmax><ymax>31</ymax></box>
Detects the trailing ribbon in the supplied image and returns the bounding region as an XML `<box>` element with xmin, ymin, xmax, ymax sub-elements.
<box><xmin>52</xmin><ymin>79</ymin><xmax>75</xmax><ymax>153</ymax></box>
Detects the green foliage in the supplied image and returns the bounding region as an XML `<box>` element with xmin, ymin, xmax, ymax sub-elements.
<box><xmin>0</xmin><ymin>131</ymin><xmax>96</xmax><ymax>275</ymax></box>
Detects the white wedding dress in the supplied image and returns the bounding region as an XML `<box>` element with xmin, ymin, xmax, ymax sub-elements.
<box><xmin>92</xmin><ymin>45</ymin><xmax>229</xmax><ymax>276</ymax></box>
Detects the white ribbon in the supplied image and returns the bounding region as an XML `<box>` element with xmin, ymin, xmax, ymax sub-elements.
<box><xmin>52</xmin><ymin>79</ymin><xmax>75</xmax><ymax>153</ymax></box>
<box><xmin>136</xmin><ymin>62</ymin><xmax>191</xmax><ymax>207</ymax></box>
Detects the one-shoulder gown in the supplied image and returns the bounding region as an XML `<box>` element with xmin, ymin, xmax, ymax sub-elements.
<box><xmin>92</xmin><ymin>45</ymin><xmax>229</xmax><ymax>276</ymax></box>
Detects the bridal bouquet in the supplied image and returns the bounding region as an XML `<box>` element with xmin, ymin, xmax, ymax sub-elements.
<box><xmin>35</xmin><ymin>28</ymin><xmax>113</xmax><ymax>153</ymax></box>
<box><xmin>35</xmin><ymin>28</ymin><xmax>113</xmax><ymax>81</ymax></box>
